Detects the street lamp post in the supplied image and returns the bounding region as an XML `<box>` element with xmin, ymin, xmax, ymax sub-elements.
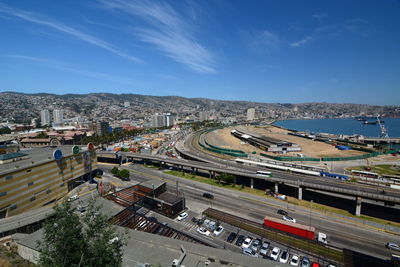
<box><xmin>309</xmin><ymin>200</ymin><xmax>313</xmax><ymax>228</ymax></box>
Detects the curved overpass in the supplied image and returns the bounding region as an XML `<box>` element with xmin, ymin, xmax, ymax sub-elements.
<box><xmin>171</xmin><ymin>131</ymin><xmax>400</xmax><ymax>210</ymax></box>
<box><xmin>98</xmin><ymin>150</ymin><xmax>400</xmax><ymax>206</ymax></box>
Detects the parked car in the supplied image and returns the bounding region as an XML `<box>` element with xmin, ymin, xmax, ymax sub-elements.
<box><xmin>242</xmin><ymin>248</ymin><xmax>259</xmax><ymax>258</ymax></box>
<box><xmin>191</xmin><ymin>217</ymin><xmax>198</xmax><ymax>223</ymax></box>
<box><xmin>203</xmin><ymin>219</ymin><xmax>210</xmax><ymax>227</ymax></box>
<box><xmin>203</xmin><ymin>192</ymin><xmax>214</xmax><ymax>199</ymax></box>
<box><xmin>227</xmin><ymin>232</ymin><xmax>237</xmax><ymax>243</ymax></box>
<box><xmin>279</xmin><ymin>251</ymin><xmax>289</xmax><ymax>264</ymax></box>
<box><xmin>235</xmin><ymin>235</ymin><xmax>245</xmax><ymax>246</ymax></box>
<box><xmin>283</xmin><ymin>215</ymin><xmax>296</xmax><ymax>223</ymax></box>
<box><xmin>311</xmin><ymin>262</ymin><xmax>320</xmax><ymax>267</ymax></box>
<box><xmin>250</xmin><ymin>238</ymin><xmax>261</xmax><ymax>252</ymax></box>
<box><xmin>177</xmin><ymin>212</ymin><xmax>188</xmax><ymax>221</ymax></box>
<box><xmin>209</xmin><ymin>221</ymin><xmax>217</xmax><ymax>231</ymax></box>
<box><xmin>259</xmin><ymin>241</ymin><xmax>270</xmax><ymax>257</ymax></box>
<box><xmin>386</xmin><ymin>242</ymin><xmax>400</xmax><ymax>251</ymax></box>
<box><xmin>241</xmin><ymin>237</ymin><xmax>253</xmax><ymax>249</ymax></box>
<box><xmin>290</xmin><ymin>254</ymin><xmax>300</xmax><ymax>266</ymax></box>
<box><xmin>197</xmin><ymin>227</ymin><xmax>210</xmax><ymax>236</ymax></box>
<box><xmin>148</xmin><ymin>217</ymin><xmax>158</xmax><ymax>222</ymax></box>
<box><xmin>68</xmin><ymin>194</ymin><xmax>78</xmax><ymax>202</ymax></box>
<box><xmin>213</xmin><ymin>225</ymin><xmax>224</xmax><ymax>236</ymax></box>
<box><xmin>196</xmin><ymin>218</ymin><xmax>204</xmax><ymax>225</ymax></box>
<box><xmin>270</xmin><ymin>247</ymin><xmax>281</xmax><ymax>261</ymax></box>
<box><xmin>76</xmin><ymin>205</ymin><xmax>86</xmax><ymax>213</ymax></box>
<box><xmin>301</xmin><ymin>256</ymin><xmax>311</xmax><ymax>267</ymax></box>
<box><xmin>277</xmin><ymin>209</ymin><xmax>288</xmax><ymax>216</ymax></box>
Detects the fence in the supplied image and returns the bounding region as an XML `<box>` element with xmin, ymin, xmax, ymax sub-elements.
<box><xmin>260</xmin><ymin>150</ymin><xmax>397</xmax><ymax>162</ymax></box>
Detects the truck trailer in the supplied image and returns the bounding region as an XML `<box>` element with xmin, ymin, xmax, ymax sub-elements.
<box><xmin>263</xmin><ymin>216</ymin><xmax>327</xmax><ymax>244</ymax></box>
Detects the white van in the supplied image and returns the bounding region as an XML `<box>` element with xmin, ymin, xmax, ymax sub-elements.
<box><xmin>68</xmin><ymin>194</ymin><xmax>78</xmax><ymax>202</ymax></box>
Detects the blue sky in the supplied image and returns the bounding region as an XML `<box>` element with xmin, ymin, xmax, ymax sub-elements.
<box><xmin>0</xmin><ymin>0</ymin><xmax>399</xmax><ymax>105</ymax></box>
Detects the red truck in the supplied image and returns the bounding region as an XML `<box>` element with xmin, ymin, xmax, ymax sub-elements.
<box><xmin>263</xmin><ymin>216</ymin><xmax>327</xmax><ymax>244</ymax></box>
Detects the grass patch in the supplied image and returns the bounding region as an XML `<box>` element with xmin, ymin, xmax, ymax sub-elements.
<box><xmin>165</xmin><ymin>170</ymin><xmax>400</xmax><ymax>229</ymax></box>
<box><xmin>143</xmin><ymin>164</ymin><xmax>160</xmax><ymax>169</ymax></box>
<box><xmin>346</xmin><ymin>164</ymin><xmax>400</xmax><ymax>176</ymax></box>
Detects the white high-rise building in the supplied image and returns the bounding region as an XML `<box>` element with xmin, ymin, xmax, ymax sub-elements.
<box><xmin>152</xmin><ymin>114</ymin><xmax>165</xmax><ymax>127</ymax></box>
<box><xmin>124</xmin><ymin>101</ymin><xmax>130</xmax><ymax>108</ymax></box>
<box><xmin>247</xmin><ymin>108</ymin><xmax>255</xmax><ymax>121</ymax></box>
<box><xmin>152</xmin><ymin>113</ymin><xmax>175</xmax><ymax>127</ymax></box>
<box><xmin>40</xmin><ymin>109</ymin><xmax>50</xmax><ymax>126</ymax></box>
<box><xmin>53</xmin><ymin>109</ymin><xmax>64</xmax><ymax>125</ymax></box>
<box><xmin>165</xmin><ymin>114</ymin><xmax>175</xmax><ymax>126</ymax></box>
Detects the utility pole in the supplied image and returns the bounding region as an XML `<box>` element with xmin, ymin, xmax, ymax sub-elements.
<box><xmin>309</xmin><ymin>200</ymin><xmax>313</xmax><ymax>229</ymax></box>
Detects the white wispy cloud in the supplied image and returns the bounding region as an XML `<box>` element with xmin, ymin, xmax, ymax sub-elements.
<box><xmin>291</xmin><ymin>17</ymin><xmax>370</xmax><ymax>48</ymax></box>
<box><xmin>290</xmin><ymin>36</ymin><xmax>313</xmax><ymax>47</ymax></box>
<box><xmin>99</xmin><ymin>0</ymin><xmax>216</xmax><ymax>73</ymax></box>
<box><xmin>312</xmin><ymin>13</ymin><xmax>328</xmax><ymax>22</ymax></box>
<box><xmin>1</xmin><ymin>54</ymin><xmax>137</xmax><ymax>85</ymax></box>
<box><xmin>242</xmin><ymin>30</ymin><xmax>280</xmax><ymax>53</ymax></box>
<box><xmin>0</xmin><ymin>3</ymin><xmax>141</xmax><ymax>62</ymax></box>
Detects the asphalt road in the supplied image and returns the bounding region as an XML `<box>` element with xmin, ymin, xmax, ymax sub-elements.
<box><xmin>121</xmin><ymin>163</ymin><xmax>400</xmax><ymax>261</ymax></box>
<box><xmin>176</xmin><ymin>132</ymin><xmax>400</xmax><ymax>200</ymax></box>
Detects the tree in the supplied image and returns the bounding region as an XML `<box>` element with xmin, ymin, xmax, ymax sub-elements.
<box><xmin>36</xmin><ymin>132</ymin><xmax>48</xmax><ymax>139</ymax></box>
<box><xmin>35</xmin><ymin>119</ymin><xmax>42</xmax><ymax>129</ymax></box>
<box><xmin>111</xmin><ymin>167</ymin><xmax>119</xmax><ymax>175</ymax></box>
<box><xmin>38</xmin><ymin>199</ymin><xmax>126</xmax><ymax>267</ymax></box>
<box><xmin>38</xmin><ymin>201</ymin><xmax>86</xmax><ymax>266</ymax></box>
<box><xmin>118</xmin><ymin>169</ymin><xmax>130</xmax><ymax>181</ymax></box>
<box><xmin>220</xmin><ymin>173</ymin><xmax>235</xmax><ymax>184</ymax></box>
<box><xmin>0</xmin><ymin>126</ymin><xmax>11</xmax><ymax>134</ymax></box>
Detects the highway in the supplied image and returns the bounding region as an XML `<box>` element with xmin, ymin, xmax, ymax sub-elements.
<box><xmin>98</xmin><ymin>149</ymin><xmax>400</xmax><ymax>204</ymax></box>
<box><xmin>119</xmin><ymin>163</ymin><xmax>400</xmax><ymax>261</ymax></box>
<box><xmin>174</xmin><ymin>131</ymin><xmax>400</xmax><ymax>201</ymax></box>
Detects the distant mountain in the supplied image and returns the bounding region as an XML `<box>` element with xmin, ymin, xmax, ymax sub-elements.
<box><xmin>0</xmin><ymin>91</ymin><xmax>399</xmax><ymax>124</ymax></box>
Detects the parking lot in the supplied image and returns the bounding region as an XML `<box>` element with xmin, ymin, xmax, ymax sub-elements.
<box><xmin>144</xmin><ymin>208</ymin><xmax>337</xmax><ymax>267</ymax></box>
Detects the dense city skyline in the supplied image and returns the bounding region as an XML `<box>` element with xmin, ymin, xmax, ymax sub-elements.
<box><xmin>1</xmin><ymin>0</ymin><xmax>400</xmax><ymax>105</ymax></box>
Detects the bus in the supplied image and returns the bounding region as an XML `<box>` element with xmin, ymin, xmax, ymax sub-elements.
<box><xmin>351</xmin><ymin>170</ymin><xmax>380</xmax><ymax>179</ymax></box>
<box><xmin>256</xmin><ymin>170</ymin><xmax>272</xmax><ymax>178</ymax></box>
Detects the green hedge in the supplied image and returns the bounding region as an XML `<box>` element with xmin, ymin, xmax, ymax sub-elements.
<box><xmin>261</xmin><ymin>150</ymin><xmax>397</xmax><ymax>162</ymax></box>
<box><xmin>204</xmin><ymin>139</ymin><xmax>246</xmax><ymax>153</ymax></box>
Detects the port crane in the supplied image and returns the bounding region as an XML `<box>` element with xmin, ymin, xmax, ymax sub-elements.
<box><xmin>377</xmin><ymin>115</ymin><xmax>388</xmax><ymax>138</ymax></box>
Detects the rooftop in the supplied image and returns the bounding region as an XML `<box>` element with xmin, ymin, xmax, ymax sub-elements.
<box><xmin>0</xmin><ymin>145</ymin><xmax>89</xmax><ymax>175</ymax></box>
<box><xmin>13</xmin><ymin>225</ymin><xmax>282</xmax><ymax>267</ymax></box>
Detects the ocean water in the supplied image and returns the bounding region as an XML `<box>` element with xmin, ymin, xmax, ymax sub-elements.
<box><xmin>273</xmin><ymin>118</ymin><xmax>400</xmax><ymax>138</ymax></box>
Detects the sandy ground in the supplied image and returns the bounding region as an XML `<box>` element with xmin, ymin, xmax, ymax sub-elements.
<box><xmin>205</xmin><ymin>125</ymin><xmax>367</xmax><ymax>158</ymax></box>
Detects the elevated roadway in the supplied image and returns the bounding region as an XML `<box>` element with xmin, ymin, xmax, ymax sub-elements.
<box><xmin>97</xmin><ymin>151</ymin><xmax>400</xmax><ymax>208</ymax></box>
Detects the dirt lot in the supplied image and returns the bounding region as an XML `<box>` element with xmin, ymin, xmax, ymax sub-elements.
<box><xmin>205</xmin><ymin>125</ymin><xmax>367</xmax><ymax>158</ymax></box>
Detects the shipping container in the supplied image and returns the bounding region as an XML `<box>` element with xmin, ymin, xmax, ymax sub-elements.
<box><xmin>263</xmin><ymin>216</ymin><xmax>315</xmax><ymax>240</ymax></box>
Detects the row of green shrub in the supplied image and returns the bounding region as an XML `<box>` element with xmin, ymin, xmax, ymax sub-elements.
<box><xmin>260</xmin><ymin>150</ymin><xmax>398</xmax><ymax>162</ymax></box>
<box><xmin>110</xmin><ymin>167</ymin><xmax>130</xmax><ymax>181</ymax></box>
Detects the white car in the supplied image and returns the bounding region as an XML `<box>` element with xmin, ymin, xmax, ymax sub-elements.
<box><xmin>259</xmin><ymin>241</ymin><xmax>270</xmax><ymax>257</ymax></box>
<box><xmin>241</xmin><ymin>237</ymin><xmax>253</xmax><ymax>249</ymax></box>
<box><xmin>283</xmin><ymin>215</ymin><xmax>296</xmax><ymax>223</ymax></box>
<box><xmin>290</xmin><ymin>254</ymin><xmax>300</xmax><ymax>266</ymax></box>
<box><xmin>197</xmin><ymin>227</ymin><xmax>210</xmax><ymax>236</ymax></box>
<box><xmin>213</xmin><ymin>225</ymin><xmax>224</xmax><ymax>236</ymax></box>
<box><xmin>270</xmin><ymin>247</ymin><xmax>281</xmax><ymax>261</ymax></box>
<box><xmin>203</xmin><ymin>219</ymin><xmax>210</xmax><ymax>227</ymax></box>
<box><xmin>68</xmin><ymin>194</ymin><xmax>78</xmax><ymax>202</ymax></box>
<box><xmin>279</xmin><ymin>251</ymin><xmax>289</xmax><ymax>264</ymax></box>
<box><xmin>177</xmin><ymin>212</ymin><xmax>188</xmax><ymax>221</ymax></box>
<box><xmin>242</xmin><ymin>248</ymin><xmax>258</xmax><ymax>258</ymax></box>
